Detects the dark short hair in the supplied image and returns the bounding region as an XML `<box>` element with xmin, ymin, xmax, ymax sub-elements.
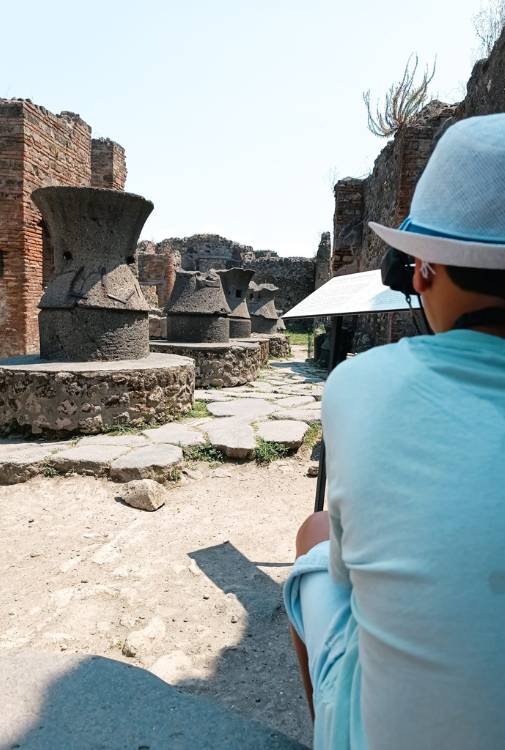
<box><xmin>446</xmin><ymin>266</ymin><xmax>505</xmax><ymax>299</ymax></box>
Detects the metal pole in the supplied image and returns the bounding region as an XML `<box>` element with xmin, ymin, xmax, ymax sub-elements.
<box><xmin>314</xmin><ymin>316</ymin><xmax>343</xmax><ymax>512</ymax></box>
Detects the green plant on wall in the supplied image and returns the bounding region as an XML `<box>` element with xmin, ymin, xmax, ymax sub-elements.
<box><xmin>363</xmin><ymin>55</ymin><xmax>436</xmax><ymax>139</ymax></box>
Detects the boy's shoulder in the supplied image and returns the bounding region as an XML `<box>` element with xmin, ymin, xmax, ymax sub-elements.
<box><xmin>325</xmin><ymin>336</ymin><xmax>422</xmax><ymax>395</ymax></box>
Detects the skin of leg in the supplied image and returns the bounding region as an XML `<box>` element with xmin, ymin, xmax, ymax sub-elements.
<box><xmin>289</xmin><ymin>511</ymin><xmax>330</xmax><ymax>720</ymax></box>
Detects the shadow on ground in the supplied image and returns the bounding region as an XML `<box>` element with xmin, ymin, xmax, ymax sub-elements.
<box><xmin>176</xmin><ymin>542</ymin><xmax>312</xmax><ymax>746</ymax></box>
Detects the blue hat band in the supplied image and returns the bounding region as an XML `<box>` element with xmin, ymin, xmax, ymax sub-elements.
<box><xmin>400</xmin><ymin>217</ymin><xmax>505</xmax><ymax>245</ymax></box>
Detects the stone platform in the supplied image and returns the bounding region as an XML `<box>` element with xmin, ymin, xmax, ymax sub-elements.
<box><xmin>236</xmin><ymin>334</ymin><xmax>291</xmax><ymax>363</ymax></box>
<box><xmin>0</xmin><ymin>348</ymin><xmax>326</xmax><ymax>485</ymax></box>
<box><xmin>150</xmin><ymin>340</ymin><xmax>263</xmax><ymax>388</ymax></box>
<box><xmin>0</xmin><ymin>353</ymin><xmax>195</xmax><ymax>438</ymax></box>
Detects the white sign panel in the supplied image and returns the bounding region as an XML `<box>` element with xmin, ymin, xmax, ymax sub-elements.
<box><xmin>283</xmin><ymin>269</ymin><xmax>420</xmax><ymax>320</ymax></box>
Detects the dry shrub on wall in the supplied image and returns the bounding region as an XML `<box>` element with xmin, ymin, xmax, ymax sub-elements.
<box><xmin>363</xmin><ymin>55</ymin><xmax>436</xmax><ymax>138</ymax></box>
<box><xmin>474</xmin><ymin>0</ymin><xmax>505</xmax><ymax>57</ymax></box>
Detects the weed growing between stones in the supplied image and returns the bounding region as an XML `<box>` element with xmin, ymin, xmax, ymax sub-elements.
<box><xmin>255</xmin><ymin>439</ymin><xmax>289</xmax><ymax>464</ymax></box>
<box><xmin>183</xmin><ymin>443</ymin><xmax>225</xmax><ymax>466</ymax></box>
<box><xmin>183</xmin><ymin>400</ymin><xmax>210</xmax><ymax>420</ymax></box>
<box><xmin>303</xmin><ymin>423</ymin><xmax>322</xmax><ymax>450</ymax></box>
<box><xmin>167</xmin><ymin>466</ymin><xmax>182</xmax><ymax>482</ymax></box>
<box><xmin>41</xmin><ymin>463</ymin><xmax>58</xmax><ymax>478</ymax></box>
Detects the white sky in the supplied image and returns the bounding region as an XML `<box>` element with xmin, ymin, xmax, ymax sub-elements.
<box><xmin>1</xmin><ymin>0</ymin><xmax>487</xmax><ymax>256</ymax></box>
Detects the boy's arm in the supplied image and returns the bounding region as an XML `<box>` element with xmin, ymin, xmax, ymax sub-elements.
<box><xmin>322</xmin><ymin>369</ymin><xmax>351</xmax><ymax>587</ymax></box>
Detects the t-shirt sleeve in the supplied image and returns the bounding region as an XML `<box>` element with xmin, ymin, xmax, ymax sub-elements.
<box><xmin>322</xmin><ymin>365</ymin><xmax>352</xmax><ymax>587</ymax></box>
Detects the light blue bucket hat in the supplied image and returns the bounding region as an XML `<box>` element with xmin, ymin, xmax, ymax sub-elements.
<box><xmin>369</xmin><ymin>113</ymin><xmax>505</xmax><ymax>269</ymax></box>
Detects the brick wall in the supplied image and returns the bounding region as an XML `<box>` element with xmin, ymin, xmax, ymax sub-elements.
<box><xmin>137</xmin><ymin>242</ymin><xmax>182</xmax><ymax>309</ymax></box>
<box><xmin>0</xmin><ymin>101</ymin><xmax>24</xmax><ymax>357</ymax></box>
<box><xmin>91</xmin><ymin>138</ymin><xmax>127</xmax><ymax>190</ymax></box>
<box><xmin>0</xmin><ymin>99</ymin><xmax>126</xmax><ymax>358</ymax></box>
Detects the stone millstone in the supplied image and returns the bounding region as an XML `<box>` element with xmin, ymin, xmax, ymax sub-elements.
<box><xmin>120</xmin><ymin>479</ymin><xmax>168</xmax><ymax>511</ymax></box>
<box><xmin>110</xmin><ymin>444</ymin><xmax>183</xmax><ymax>483</ymax></box>
<box><xmin>207</xmin><ymin>398</ymin><xmax>279</xmax><ymax>421</ymax></box>
<box><xmin>205</xmin><ymin>418</ymin><xmax>256</xmax><ymax>459</ymax></box>
<box><xmin>256</xmin><ymin>420</ymin><xmax>309</xmax><ymax>451</ymax></box>
<box><xmin>33</xmin><ymin>186</ymin><xmax>153</xmax><ymax>362</ymax></box>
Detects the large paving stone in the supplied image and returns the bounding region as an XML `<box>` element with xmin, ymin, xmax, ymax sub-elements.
<box><xmin>110</xmin><ymin>444</ymin><xmax>183</xmax><ymax>483</ymax></box>
<box><xmin>256</xmin><ymin>420</ymin><xmax>309</xmax><ymax>451</ymax></box>
<box><xmin>0</xmin><ymin>445</ymin><xmax>65</xmax><ymax>485</ymax></box>
<box><xmin>77</xmin><ymin>434</ymin><xmax>150</xmax><ymax>448</ymax></box>
<box><xmin>274</xmin><ymin>396</ymin><xmax>316</xmax><ymax>408</ymax></box>
<box><xmin>207</xmin><ymin>399</ymin><xmax>279</xmax><ymax>421</ymax></box>
<box><xmin>193</xmin><ymin>390</ymin><xmax>232</xmax><ymax>403</ymax></box>
<box><xmin>273</xmin><ymin>407</ymin><xmax>321</xmax><ymax>423</ymax></box>
<box><xmin>51</xmin><ymin>445</ymin><xmax>131</xmax><ymax>476</ymax></box>
<box><xmin>142</xmin><ymin>423</ymin><xmax>205</xmax><ymax>447</ymax></box>
<box><xmin>205</xmin><ymin>418</ymin><xmax>256</xmax><ymax>459</ymax></box>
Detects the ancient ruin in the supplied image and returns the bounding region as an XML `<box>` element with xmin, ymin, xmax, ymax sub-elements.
<box><xmin>0</xmin><ymin>187</ymin><xmax>195</xmax><ymax>437</ymax></box>
<box><xmin>217</xmin><ymin>268</ymin><xmax>255</xmax><ymax>338</ymax></box>
<box><xmin>136</xmin><ymin>234</ymin><xmax>319</xmax><ymax>315</ymax></box>
<box><xmin>165</xmin><ymin>269</ymin><xmax>231</xmax><ymax>343</ymax></box>
<box><xmin>34</xmin><ymin>186</ymin><xmax>153</xmax><ymax>361</ymax></box>
<box><xmin>0</xmin><ymin>99</ymin><xmax>128</xmax><ymax>360</ymax></box>
<box><xmin>249</xmin><ymin>282</ymin><xmax>280</xmax><ymax>335</ymax></box>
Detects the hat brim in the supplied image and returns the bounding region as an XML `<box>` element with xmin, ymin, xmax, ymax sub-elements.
<box><xmin>369</xmin><ymin>222</ymin><xmax>505</xmax><ymax>270</ymax></box>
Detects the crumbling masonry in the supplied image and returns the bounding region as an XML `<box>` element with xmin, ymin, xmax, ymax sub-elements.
<box><xmin>0</xmin><ymin>99</ymin><xmax>126</xmax><ymax>358</ymax></box>
<box><xmin>331</xmin><ymin>26</ymin><xmax>505</xmax><ymax>348</ymax></box>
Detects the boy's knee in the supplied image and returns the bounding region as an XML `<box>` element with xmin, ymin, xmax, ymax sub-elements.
<box><xmin>295</xmin><ymin>511</ymin><xmax>330</xmax><ymax>558</ymax></box>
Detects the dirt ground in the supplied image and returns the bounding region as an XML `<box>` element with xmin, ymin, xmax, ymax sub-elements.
<box><xmin>0</xmin><ymin>442</ymin><xmax>319</xmax><ymax>746</ymax></box>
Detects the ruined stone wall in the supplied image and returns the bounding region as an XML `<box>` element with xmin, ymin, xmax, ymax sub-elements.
<box><xmin>464</xmin><ymin>26</ymin><xmax>505</xmax><ymax>116</ymax></box>
<box><xmin>91</xmin><ymin>138</ymin><xmax>127</xmax><ymax>190</ymax></box>
<box><xmin>247</xmin><ymin>256</ymin><xmax>315</xmax><ymax>313</ymax></box>
<box><xmin>331</xmin><ymin>101</ymin><xmax>458</xmax><ymax>348</ymax></box>
<box><xmin>0</xmin><ymin>100</ymin><xmax>92</xmax><ymax>358</ymax></box>
<box><xmin>315</xmin><ymin>232</ymin><xmax>331</xmax><ymax>289</ymax></box>
<box><xmin>0</xmin><ymin>99</ymin><xmax>126</xmax><ymax>359</ymax></box>
<box><xmin>332</xmin><ymin>178</ymin><xmax>365</xmax><ymax>276</ymax></box>
<box><xmin>165</xmin><ymin>234</ymin><xmax>258</xmax><ymax>271</ymax></box>
<box><xmin>136</xmin><ymin>234</ymin><xmax>315</xmax><ymax>314</ymax></box>
<box><xmin>137</xmin><ymin>241</ymin><xmax>182</xmax><ymax>309</ymax></box>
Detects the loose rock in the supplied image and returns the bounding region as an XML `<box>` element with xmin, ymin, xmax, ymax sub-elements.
<box><xmin>120</xmin><ymin>479</ymin><xmax>168</xmax><ymax>511</ymax></box>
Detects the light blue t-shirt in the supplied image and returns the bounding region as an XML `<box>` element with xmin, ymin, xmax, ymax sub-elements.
<box><xmin>322</xmin><ymin>329</ymin><xmax>505</xmax><ymax>750</ymax></box>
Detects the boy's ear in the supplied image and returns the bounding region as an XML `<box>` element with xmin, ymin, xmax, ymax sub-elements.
<box><xmin>413</xmin><ymin>258</ymin><xmax>435</xmax><ymax>294</ymax></box>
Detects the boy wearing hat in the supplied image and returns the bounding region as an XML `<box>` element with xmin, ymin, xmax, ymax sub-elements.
<box><xmin>284</xmin><ymin>114</ymin><xmax>505</xmax><ymax>750</ymax></box>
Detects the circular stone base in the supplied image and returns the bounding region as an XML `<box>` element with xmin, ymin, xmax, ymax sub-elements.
<box><xmin>251</xmin><ymin>317</ymin><xmax>279</xmax><ymax>335</ymax></box>
<box><xmin>235</xmin><ymin>336</ymin><xmax>269</xmax><ymax>366</ymax></box>
<box><xmin>236</xmin><ymin>334</ymin><xmax>291</xmax><ymax>362</ymax></box>
<box><xmin>0</xmin><ymin>353</ymin><xmax>195</xmax><ymax>437</ymax></box>
<box><xmin>267</xmin><ymin>334</ymin><xmax>291</xmax><ymax>358</ymax></box>
<box><xmin>150</xmin><ymin>340</ymin><xmax>263</xmax><ymax>388</ymax></box>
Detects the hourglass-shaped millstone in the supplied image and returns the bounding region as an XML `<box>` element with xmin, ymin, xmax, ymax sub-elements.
<box><xmin>164</xmin><ymin>269</ymin><xmax>231</xmax><ymax>343</ymax></box>
<box><xmin>217</xmin><ymin>268</ymin><xmax>255</xmax><ymax>338</ymax></box>
<box><xmin>33</xmin><ymin>187</ymin><xmax>154</xmax><ymax>361</ymax></box>
<box><xmin>248</xmin><ymin>281</ymin><xmax>280</xmax><ymax>335</ymax></box>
